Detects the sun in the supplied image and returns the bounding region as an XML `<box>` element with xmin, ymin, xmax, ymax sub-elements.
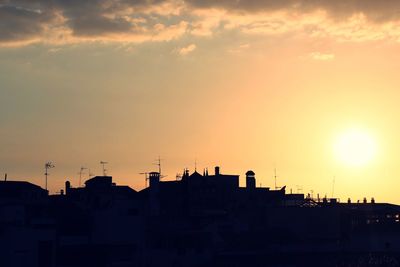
<box><xmin>333</xmin><ymin>128</ymin><xmax>377</xmax><ymax>167</ymax></box>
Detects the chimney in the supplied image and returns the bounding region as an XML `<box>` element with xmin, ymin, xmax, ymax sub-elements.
<box><xmin>65</xmin><ymin>181</ymin><xmax>71</xmax><ymax>194</ymax></box>
<box><xmin>149</xmin><ymin>172</ymin><xmax>160</xmax><ymax>216</ymax></box>
<box><xmin>215</xmin><ymin>166</ymin><xmax>220</xmax><ymax>176</ymax></box>
<box><xmin>149</xmin><ymin>172</ymin><xmax>160</xmax><ymax>189</ymax></box>
<box><xmin>245</xmin><ymin>170</ymin><xmax>256</xmax><ymax>189</ymax></box>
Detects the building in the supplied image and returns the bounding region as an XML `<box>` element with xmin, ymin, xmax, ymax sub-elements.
<box><xmin>1</xmin><ymin>166</ymin><xmax>400</xmax><ymax>266</ymax></box>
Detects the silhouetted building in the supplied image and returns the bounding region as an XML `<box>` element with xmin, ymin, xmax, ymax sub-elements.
<box><xmin>0</xmin><ymin>180</ymin><xmax>48</xmax><ymax>202</ymax></box>
<box><xmin>245</xmin><ymin>170</ymin><xmax>256</xmax><ymax>189</ymax></box>
<box><xmin>2</xmin><ymin>167</ymin><xmax>400</xmax><ymax>267</ymax></box>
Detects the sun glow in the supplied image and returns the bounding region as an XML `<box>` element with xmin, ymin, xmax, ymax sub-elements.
<box><xmin>333</xmin><ymin>128</ymin><xmax>378</xmax><ymax>168</ymax></box>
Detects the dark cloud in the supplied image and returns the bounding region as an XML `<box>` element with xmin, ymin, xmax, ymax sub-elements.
<box><xmin>70</xmin><ymin>15</ymin><xmax>135</xmax><ymax>36</ymax></box>
<box><xmin>0</xmin><ymin>4</ymin><xmax>54</xmax><ymax>42</ymax></box>
<box><xmin>185</xmin><ymin>0</ymin><xmax>400</xmax><ymax>22</ymax></box>
<box><xmin>1</xmin><ymin>0</ymin><xmax>400</xmax><ymax>45</ymax></box>
<box><xmin>0</xmin><ymin>0</ymin><xmax>169</xmax><ymax>42</ymax></box>
<box><xmin>53</xmin><ymin>0</ymin><xmax>149</xmax><ymax>36</ymax></box>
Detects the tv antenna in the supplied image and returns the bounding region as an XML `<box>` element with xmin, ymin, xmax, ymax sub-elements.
<box><xmin>296</xmin><ymin>185</ymin><xmax>303</xmax><ymax>194</ymax></box>
<box><xmin>154</xmin><ymin>156</ymin><xmax>162</xmax><ymax>174</ymax></box>
<box><xmin>140</xmin><ymin>157</ymin><xmax>167</xmax><ymax>188</ymax></box>
<box><xmin>139</xmin><ymin>172</ymin><xmax>149</xmax><ymax>187</ymax></box>
<box><xmin>153</xmin><ymin>156</ymin><xmax>167</xmax><ymax>179</ymax></box>
<box><xmin>274</xmin><ymin>168</ymin><xmax>281</xmax><ymax>190</ymax></box>
<box><xmin>78</xmin><ymin>166</ymin><xmax>87</xmax><ymax>187</ymax></box>
<box><xmin>100</xmin><ymin>161</ymin><xmax>108</xmax><ymax>176</ymax></box>
<box><xmin>44</xmin><ymin>161</ymin><xmax>55</xmax><ymax>191</ymax></box>
<box><xmin>331</xmin><ymin>176</ymin><xmax>336</xmax><ymax>198</ymax></box>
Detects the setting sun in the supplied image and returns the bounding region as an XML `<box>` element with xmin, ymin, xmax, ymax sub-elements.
<box><xmin>333</xmin><ymin>128</ymin><xmax>378</xmax><ymax>168</ymax></box>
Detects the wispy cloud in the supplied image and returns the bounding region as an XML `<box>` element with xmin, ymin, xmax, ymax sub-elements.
<box><xmin>309</xmin><ymin>52</ymin><xmax>335</xmax><ymax>61</ymax></box>
<box><xmin>177</xmin><ymin>43</ymin><xmax>196</xmax><ymax>55</ymax></box>
<box><xmin>227</xmin><ymin>43</ymin><xmax>250</xmax><ymax>53</ymax></box>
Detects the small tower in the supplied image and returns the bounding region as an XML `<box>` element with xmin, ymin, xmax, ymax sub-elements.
<box><xmin>65</xmin><ymin>181</ymin><xmax>71</xmax><ymax>195</ymax></box>
<box><xmin>246</xmin><ymin>170</ymin><xmax>256</xmax><ymax>189</ymax></box>
<box><xmin>149</xmin><ymin>172</ymin><xmax>160</xmax><ymax>190</ymax></box>
<box><xmin>149</xmin><ymin>172</ymin><xmax>160</xmax><ymax>216</ymax></box>
<box><xmin>215</xmin><ymin>166</ymin><xmax>220</xmax><ymax>176</ymax></box>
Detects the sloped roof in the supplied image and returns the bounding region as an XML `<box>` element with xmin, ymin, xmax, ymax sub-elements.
<box><xmin>190</xmin><ymin>171</ymin><xmax>203</xmax><ymax>179</ymax></box>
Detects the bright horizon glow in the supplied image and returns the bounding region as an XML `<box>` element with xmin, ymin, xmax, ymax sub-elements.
<box><xmin>333</xmin><ymin>128</ymin><xmax>378</xmax><ymax>168</ymax></box>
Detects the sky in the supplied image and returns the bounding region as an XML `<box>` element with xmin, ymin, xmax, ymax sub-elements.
<box><xmin>2</xmin><ymin>0</ymin><xmax>400</xmax><ymax>203</ymax></box>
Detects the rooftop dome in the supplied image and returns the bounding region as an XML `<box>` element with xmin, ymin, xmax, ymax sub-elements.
<box><xmin>246</xmin><ymin>170</ymin><xmax>255</xmax><ymax>176</ymax></box>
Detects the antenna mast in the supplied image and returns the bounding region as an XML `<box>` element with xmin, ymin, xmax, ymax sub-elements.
<box><xmin>139</xmin><ymin>172</ymin><xmax>149</xmax><ymax>187</ymax></box>
<box><xmin>296</xmin><ymin>185</ymin><xmax>303</xmax><ymax>194</ymax></box>
<box><xmin>153</xmin><ymin>156</ymin><xmax>162</xmax><ymax>175</ymax></box>
<box><xmin>274</xmin><ymin>168</ymin><xmax>279</xmax><ymax>190</ymax></box>
<box><xmin>78</xmin><ymin>166</ymin><xmax>87</xmax><ymax>187</ymax></box>
<box><xmin>44</xmin><ymin>161</ymin><xmax>55</xmax><ymax>191</ymax></box>
<box><xmin>157</xmin><ymin>156</ymin><xmax>161</xmax><ymax>174</ymax></box>
<box><xmin>100</xmin><ymin>161</ymin><xmax>108</xmax><ymax>176</ymax></box>
<box><xmin>153</xmin><ymin>156</ymin><xmax>167</xmax><ymax>179</ymax></box>
<box><xmin>331</xmin><ymin>176</ymin><xmax>336</xmax><ymax>198</ymax></box>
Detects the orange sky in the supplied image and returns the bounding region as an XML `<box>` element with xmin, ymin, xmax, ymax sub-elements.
<box><xmin>2</xmin><ymin>0</ymin><xmax>400</xmax><ymax>203</ymax></box>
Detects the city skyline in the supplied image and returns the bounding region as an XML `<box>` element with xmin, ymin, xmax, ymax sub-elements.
<box><xmin>2</xmin><ymin>0</ymin><xmax>400</xmax><ymax>203</ymax></box>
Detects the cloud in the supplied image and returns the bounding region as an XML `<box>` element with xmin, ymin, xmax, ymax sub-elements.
<box><xmin>48</xmin><ymin>47</ymin><xmax>61</xmax><ymax>53</ymax></box>
<box><xmin>227</xmin><ymin>43</ymin><xmax>250</xmax><ymax>53</ymax></box>
<box><xmin>185</xmin><ymin>0</ymin><xmax>400</xmax><ymax>22</ymax></box>
<box><xmin>186</xmin><ymin>0</ymin><xmax>400</xmax><ymax>43</ymax></box>
<box><xmin>0</xmin><ymin>4</ymin><xmax>56</xmax><ymax>43</ymax></box>
<box><xmin>2</xmin><ymin>0</ymin><xmax>400</xmax><ymax>47</ymax></box>
<box><xmin>151</xmin><ymin>21</ymin><xmax>188</xmax><ymax>41</ymax></box>
<box><xmin>0</xmin><ymin>0</ymin><xmax>183</xmax><ymax>46</ymax></box>
<box><xmin>177</xmin><ymin>43</ymin><xmax>196</xmax><ymax>55</ymax></box>
<box><xmin>309</xmin><ymin>52</ymin><xmax>335</xmax><ymax>61</ymax></box>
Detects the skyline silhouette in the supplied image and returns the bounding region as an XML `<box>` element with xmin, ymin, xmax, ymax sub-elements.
<box><xmin>0</xmin><ymin>159</ymin><xmax>385</xmax><ymax>205</ymax></box>
<box><xmin>1</xmin><ymin>166</ymin><xmax>400</xmax><ymax>266</ymax></box>
<box><xmin>2</xmin><ymin>0</ymin><xmax>400</xmax><ymax>265</ymax></box>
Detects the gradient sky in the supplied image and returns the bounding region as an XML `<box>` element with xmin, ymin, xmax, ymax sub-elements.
<box><xmin>2</xmin><ymin>0</ymin><xmax>400</xmax><ymax>203</ymax></box>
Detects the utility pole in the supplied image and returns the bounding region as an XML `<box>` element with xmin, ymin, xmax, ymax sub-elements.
<box><xmin>44</xmin><ymin>162</ymin><xmax>55</xmax><ymax>191</ymax></box>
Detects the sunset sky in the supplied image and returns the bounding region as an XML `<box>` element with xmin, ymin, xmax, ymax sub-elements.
<box><xmin>2</xmin><ymin>0</ymin><xmax>400</xmax><ymax>203</ymax></box>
